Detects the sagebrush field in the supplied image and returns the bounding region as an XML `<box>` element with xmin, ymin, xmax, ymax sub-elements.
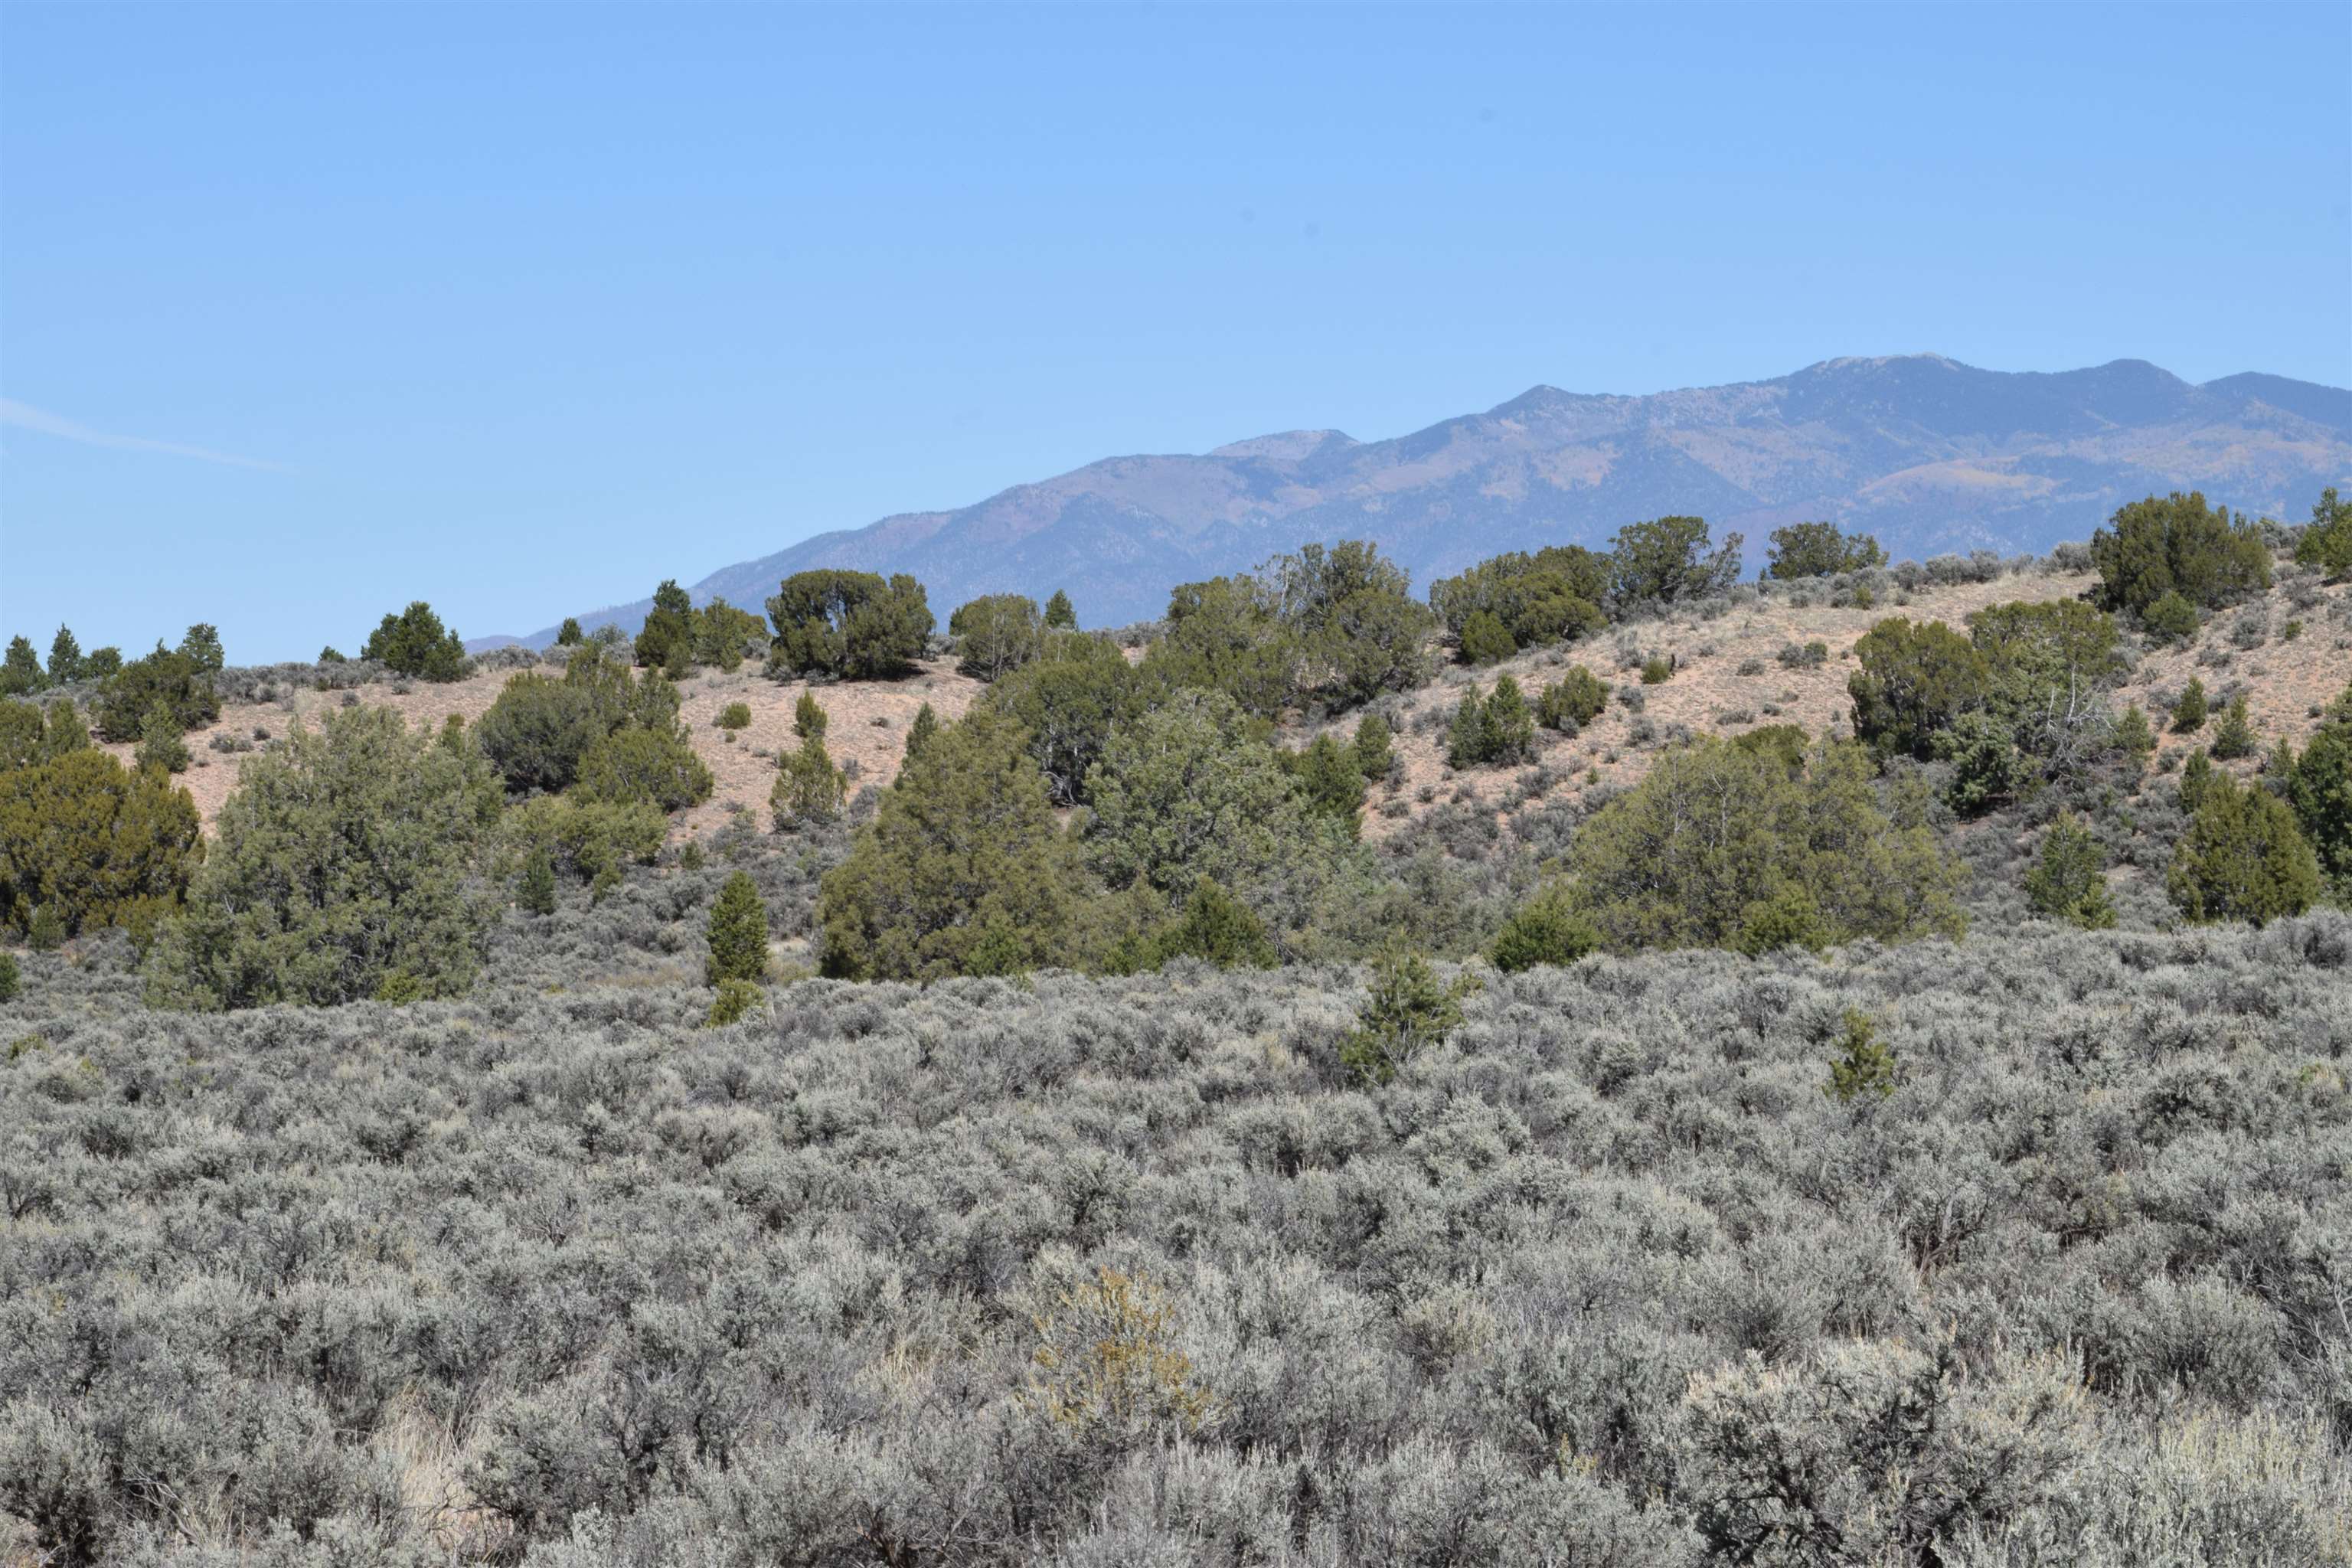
<box><xmin>5</xmin><ymin>900</ymin><xmax>2349</xmax><ymax>1565</ymax></box>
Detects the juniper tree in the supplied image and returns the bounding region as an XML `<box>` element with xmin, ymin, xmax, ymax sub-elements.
<box><xmin>903</xmin><ymin>701</ymin><xmax>939</xmax><ymax>763</ymax></box>
<box><xmin>2282</xmin><ymin>685</ymin><xmax>2352</xmax><ymax>897</ymax></box>
<box><xmin>2172</xmin><ymin>678</ymin><xmax>2208</xmax><ymax>733</ymax></box>
<box><xmin>1766</xmin><ymin>521</ymin><xmax>1886</xmax><ymax>579</ymax></box>
<box><xmin>1459</xmin><ymin>609</ymin><xmax>1514</xmax><ymax>665</ymax></box>
<box><xmin>635</xmin><ymin>579</ymin><xmax>696</xmax><ymax>672</ymax></box>
<box><xmin>146</xmin><ymin>705</ymin><xmax>501</xmax><ymax>1008</ymax></box>
<box><xmin>2295</xmin><ymin>486</ymin><xmax>2351</xmax><ymax>578</ymax></box>
<box><xmin>363</xmin><ymin>602</ymin><xmax>466</xmax><ymax>681</ymax></box>
<box><xmin>817</xmin><ymin>708</ymin><xmax>1084</xmax><ymax>980</ymax></box>
<box><xmin>517</xmin><ymin>846</ymin><xmax>558</xmax><ymax>917</ymax></box>
<box><xmin>2143</xmin><ymin>590</ymin><xmax>2199</xmax><ymax>640</ymax></box>
<box><xmin>766</xmin><ymin>570</ymin><xmax>933</xmax><ymax>679</ymax></box>
<box><xmin>41</xmin><ymin>701</ymin><xmax>85</xmax><ymax>756</ymax></box>
<box><xmin>2167</xmin><ymin>771</ymin><xmax>2323</xmax><ymax>926</ymax></box>
<box><xmin>1824</xmin><ymin>1009</ymin><xmax>1896</xmax><ymax>1102</ymax></box>
<box><xmin>1290</xmin><ymin>733</ymin><xmax>1367</xmax><ymax>835</ymax></box>
<box><xmin>1086</xmin><ymin>688</ymin><xmax>1314</xmax><ymax>906</ymax></box>
<box><xmin>0</xmin><ymin>748</ymin><xmax>201</xmax><ymax>938</ymax></box>
<box><xmin>2109</xmin><ymin>704</ymin><xmax>2155</xmax><ymax>763</ymax></box>
<box><xmin>0</xmin><ymin>700</ymin><xmax>87</xmax><ymax>771</ymax></box>
<box><xmin>0</xmin><ymin>704</ymin><xmax>40</xmax><ymax>772</ymax></box>
<box><xmin>771</xmin><ymin>732</ymin><xmax>846</xmax><ymax>830</ymax></box>
<box><xmin>574</xmin><ymin>725</ymin><xmax>713</xmax><ymax>812</ymax></box>
<box><xmin>1043</xmin><ymin>588</ymin><xmax>1078</xmax><ymax>629</ymax></box>
<box><xmin>474</xmin><ymin>645</ymin><xmax>681</xmax><ymax>795</ymax></box>
<box><xmin>1446</xmin><ymin>687</ymin><xmax>1494</xmax><ymax>769</ymax></box>
<box><xmin>2</xmin><ymin>635</ymin><xmax>47</xmax><ymax>696</ymax></box>
<box><xmin>692</xmin><ymin>598</ymin><xmax>766</xmax><ymax>671</ymax></box>
<box><xmin>1263</xmin><ymin>539</ymin><xmax>1431</xmax><ymax>708</ymax></box>
<box><xmin>793</xmin><ymin>690</ymin><xmax>827</xmax><ymax>740</ymax></box>
<box><xmin>94</xmin><ymin>645</ymin><xmax>217</xmax><ymax>742</ymax></box>
<box><xmin>1485</xmin><ymin>676</ymin><xmax>1536</xmax><ymax>765</ymax></box>
<box><xmin>1538</xmin><ymin>666</ymin><xmax>1609</xmax><ymax>731</ymax></box>
<box><xmin>176</xmin><ymin>623</ymin><xmax>225</xmax><ymax>674</ymax></box>
<box><xmin>706</xmin><ymin>977</ymin><xmax>763</xmax><ymax>1027</ymax></box>
<box><xmin>1563</xmin><ymin>734</ymin><xmax>1964</xmax><ymax>953</ymax></box>
<box><xmin>1125</xmin><ymin>878</ymin><xmax>1278</xmax><ymax>972</ymax></box>
<box><xmin>1340</xmin><ymin>946</ymin><xmax>1467</xmax><ymax>1084</ymax></box>
<box><xmin>704</xmin><ymin>871</ymin><xmax>769</xmax><ymax>985</ymax></box>
<box><xmin>1606</xmin><ymin>514</ymin><xmax>1743</xmax><ymax>609</ymax></box>
<box><xmin>46</xmin><ymin>626</ymin><xmax>82</xmax><ymax>684</ymax></box>
<box><xmin>134</xmin><ymin>705</ymin><xmax>191</xmax><ymax>775</ymax></box>
<box><xmin>983</xmin><ymin>632</ymin><xmax>1148</xmax><ymax>805</ymax></box>
<box><xmin>1967</xmin><ymin>599</ymin><xmax>2123</xmax><ymax>766</ymax></box>
<box><xmin>2024</xmin><ymin>813</ymin><xmax>2115</xmax><ymax>929</ymax></box>
<box><xmin>949</xmin><ymin>593</ymin><xmax>1045</xmax><ymax>681</ymax></box>
<box><xmin>1488</xmin><ymin>888</ymin><xmax>1601</xmax><ymax>972</ymax></box>
<box><xmin>2178</xmin><ymin>747</ymin><xmax>2214</xmax><ymax>812</ymax></box>
<box><xmin>1848</xmin><ymin>618</ymin><xmax>1988</xmax><ymax>759</ymax></box>
<box><xmin>1732</xmin><ymin>884</ymin><xmax>1831</xmax><ymax>956</ymax></box>
<box><xmin>500</xmin><ymin>793</ymin><xmax>664</xmax><ymax>896</ymax></box>
<box><xmin>2209</xmin><ymin>695</ymin><xmax>2258</xmax><ymax>760</ymax></box>
<box><xmin>1429</xmin><ymin>544</ymin><xmax>1608</xmax><ymax>649</ymax></box>
<box><xmin>1937</xmin><ymin>711</ymin><xmax>2024</xmax><ymax>816</ymax></box>
<box><xmin>2090</xmin><ymin>491</ymin><xmax>2272</xmax><ymax>614</ymax></box>
<box><xmin>1352</xmin><ymin>711</ymin><xmax>1393</xmax><ymax>779</ymax></box>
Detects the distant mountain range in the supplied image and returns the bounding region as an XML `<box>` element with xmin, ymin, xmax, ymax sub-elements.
<box><xmin>475</xmin><ymin>354</ymin><xmax>2352</xmax><ymax>646</ymax></box>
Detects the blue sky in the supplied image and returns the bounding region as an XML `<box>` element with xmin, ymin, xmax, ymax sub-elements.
<box><xmin>3</xmin><ymin>3</ymin><xmax>2346</xmax><ymax>662</ymax></box>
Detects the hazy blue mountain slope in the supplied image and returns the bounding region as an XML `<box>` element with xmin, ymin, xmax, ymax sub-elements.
<box><xmin>484</xmin><ymin>354</ymin><xmax>2350</xmax><ymax>644</ymax></box>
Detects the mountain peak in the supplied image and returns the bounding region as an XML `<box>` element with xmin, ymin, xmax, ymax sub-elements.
<box><xmin>1807</xmin><ymin>351</ymin><xmax>1963</xmax><ymax>374</ymax></box>
<box><xmin>1207</xmin><ymin>429</ymin><xmax>1357</xmax><ymax>462</ymax></box>
<box><xmin>1486</xmin><ymin>384</ymin><xmax>1587</xmax><ymax>419</ymax></box>
<box><xmin>2200</xmin><ymin>371</ymin><xmax>2352</xmax><ymax>433</ymax></box>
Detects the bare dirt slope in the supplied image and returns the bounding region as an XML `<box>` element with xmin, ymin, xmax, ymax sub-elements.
<box><xmin>1354</xmin><ymin>567</ymin><xmax>2351</xmax><ymax>839</ymax></box>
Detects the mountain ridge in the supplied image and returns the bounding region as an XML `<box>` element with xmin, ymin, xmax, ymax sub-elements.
<box><xmin>472</xmin><ymin>354</ymin><xmax>2352</xmax><ymax>648</ymax></box>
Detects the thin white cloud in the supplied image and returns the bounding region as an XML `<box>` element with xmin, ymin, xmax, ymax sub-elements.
<box><xmin>1</xmin><ymin>397</ymin><xmax>288</xmax><ymax>472</ymax></box>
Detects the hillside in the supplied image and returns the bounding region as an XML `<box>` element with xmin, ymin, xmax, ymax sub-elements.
<box><xmin>490</xmin><ymin>354</ymin><xmax>2352</xmax><ymax>643</ymax></box>
<box><xmin>1363</xmin><ymin>564</ymin><xmax>2350</xmax><ymax>841</ymax></box>
<box><xmin>119</xmin><ymin>554</ymin><xmax>2351</xmax><ymax>854</ymax></box>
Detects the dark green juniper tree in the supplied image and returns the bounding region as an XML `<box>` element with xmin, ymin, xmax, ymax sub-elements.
<box><xmin>2024</xmin><ymin>814</ymin><xmax>2115</xmax><ymax>929</ymax></box>
<box><xmin>1340</xmin><ymin>945</ymin><xmax>1469</xmax><ymax>1085</ymax></box>
<box><xmin>705</xmin><ymin>871</ymin><xmax>769</xmax><ymax>985</ymax></box>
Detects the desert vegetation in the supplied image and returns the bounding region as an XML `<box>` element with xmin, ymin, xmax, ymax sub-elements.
<box><xmin>3</xmin><ymin>490</ymin><xmax>2350</xmax><ymax>1564</ymax></box>
<box><xmin>3</xmin><ymin>908</ymin><xmax>2347</xmax><ymax>1565</ymax></box>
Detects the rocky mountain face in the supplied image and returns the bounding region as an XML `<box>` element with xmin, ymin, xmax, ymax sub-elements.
<box><xmin>488</xmin><ymin>354</ymin><xmax>2351</xmax><ymax>643</ymax></box>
